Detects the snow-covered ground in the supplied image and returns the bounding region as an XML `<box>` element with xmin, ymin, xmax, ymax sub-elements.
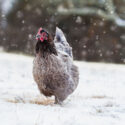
<box><xmin>0</xmin><ymin>52</ymin><xmax>125</xmax><ymax>125</ymax></box>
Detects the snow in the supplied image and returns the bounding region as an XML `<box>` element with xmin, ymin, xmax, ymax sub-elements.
<box><xmin>1</xmin><ymin>0</ymin><xmax>15</xmax><ymax>14</ymax></box>
<box><xmin>0</xmin><ymin>52</ymin><xmax>125</xmax><ymax>125</ymax></box>
<box><xmin>115</xmin><ymin>17</ymin><xmax>125</xmax><ymax>27</ymax></box>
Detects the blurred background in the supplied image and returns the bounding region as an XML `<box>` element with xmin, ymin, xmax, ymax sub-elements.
<box><xmin>0</xmin><ymin>0</ymin><xmax>125</xmax><ymax>63</ymax></box>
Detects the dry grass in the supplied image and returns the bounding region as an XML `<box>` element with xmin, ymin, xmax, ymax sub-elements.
<box><xmin>29</xmin><ymin>98</ymin><xmax>54</xmax><ymax>105</ymax></box>
<box><xmin>90</xmin><ymin>95</ymin><xmax>113</xmax><ymax>99</ymax></box>
<box><xmin>6</xmin><ymin>97</ymin><xmax>54</xmax><ymax>106</ymax></box>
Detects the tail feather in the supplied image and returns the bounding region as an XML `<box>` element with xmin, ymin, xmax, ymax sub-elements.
<box><xmin>54</xmin><ymin>27</ymin><xmax>73</xmax><ymax>58</ymax></box>
<box><xmin>55</xmin><ymin>27</ymin><xmax>69</xmax><ymax>45</ymax></box>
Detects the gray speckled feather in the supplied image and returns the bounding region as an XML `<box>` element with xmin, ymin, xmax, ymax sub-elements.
<box><xmin>54</xmin><ymin>27</ymin><xmax>73</xmax><ymax>58</ymax></box>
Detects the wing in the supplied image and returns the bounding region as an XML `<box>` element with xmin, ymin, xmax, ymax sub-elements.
<box><xmin>54</xmin><ymin>27</ymin><xmax>73</xmax><ymax>58</ymax></box>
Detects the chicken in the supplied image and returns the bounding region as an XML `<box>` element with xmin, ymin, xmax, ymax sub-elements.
<box><xmin>33</xmin><ymin>27</ymin><xmax>79</xmax><ymax>104</ymax></box>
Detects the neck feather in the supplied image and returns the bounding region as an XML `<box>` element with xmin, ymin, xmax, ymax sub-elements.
<box><xmin>35</xmin><ymin>40</ymin><xmax>58</xmax><ymax>58</ymax></box>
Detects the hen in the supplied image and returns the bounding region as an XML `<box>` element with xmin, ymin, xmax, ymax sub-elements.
<box><xmin>33</xmin><ymin>27</ymin><xmax>79</xmax><ymax>104</ymax></box>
